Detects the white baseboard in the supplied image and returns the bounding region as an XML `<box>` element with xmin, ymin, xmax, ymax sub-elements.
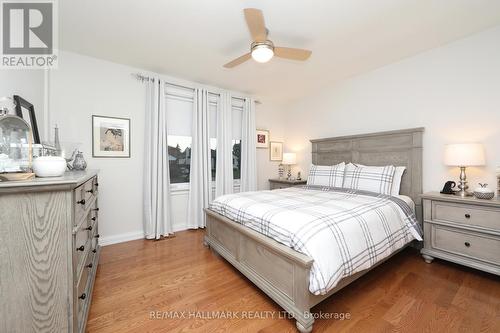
<box><xmin>99</xmin><ymin>230</ymin><xmax>145</xmax><ymax>246</ymax></box>
<box><xmin>99</xmin><ymin>224</ymin><xmax>190</xmax><ymax>246</ymax></box>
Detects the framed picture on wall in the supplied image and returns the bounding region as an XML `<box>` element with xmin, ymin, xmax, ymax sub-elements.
<box><xmin>92</xmin><ymin>115</ymin><xmax>130</xmax><ymax>158</ymax></box>
<box><xmin>256</xmin><ymin>129</ymin><xmax>269</xmax><ymax>149</ymax></box>
<box><xmin>270</xmin><ymin>141</ymin><xmax>283</xmax><ymax>161</ymax></box>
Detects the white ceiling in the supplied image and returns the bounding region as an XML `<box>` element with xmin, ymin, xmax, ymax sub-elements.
<box><xmin>60</xmin><ymin>0</ymin><xmax>500</xmax><ymax>104</ymax></box>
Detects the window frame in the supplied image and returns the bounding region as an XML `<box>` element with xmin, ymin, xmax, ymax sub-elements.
<box><xmin>165</xmin><ymin>84</ymin><xmax>195</xmax><ymax>189</ymax></box>
<box><xmin>165</xmin><ymin>84</ymin><xmax>247</xmax><ymax>191</ymax></box>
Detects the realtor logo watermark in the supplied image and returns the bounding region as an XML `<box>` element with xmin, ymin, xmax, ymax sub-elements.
<box><xmin>1</xmin><ymin>0</ymin><xmax>58</xmax><ymax>68</ymax></box>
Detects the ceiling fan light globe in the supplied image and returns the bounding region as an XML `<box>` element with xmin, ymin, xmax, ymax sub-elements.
<box><xmin>251</xmin><ymin>45</ymin><xmax>274</xmax><ymax>63</ymax></box>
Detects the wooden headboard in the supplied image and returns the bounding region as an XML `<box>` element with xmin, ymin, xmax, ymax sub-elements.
<box><xmin>310</xmin><ymin>127</ymin><xmax>424</xmax><ymax>222</ymax></box>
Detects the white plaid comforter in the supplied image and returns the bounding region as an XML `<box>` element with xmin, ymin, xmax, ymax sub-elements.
<box><xmin>210</xmin><ymin>186</ymin><xmax>422</xmax><ymax>295</ymax></box>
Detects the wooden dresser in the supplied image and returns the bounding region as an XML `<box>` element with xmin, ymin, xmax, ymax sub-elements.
<box><xmin>421</xmin><ymin>192</ymin><xmax>500</xmax><ymax>275</ymax></box>
<box><xmin>269</xmin><ymin>178</ymin><xmax>307</xmax><ymax>190</ymax></box>
<box><xmin>0</xmin><ymin>170</ymin><xmax>100</xmax><ymax>333</ymax></box>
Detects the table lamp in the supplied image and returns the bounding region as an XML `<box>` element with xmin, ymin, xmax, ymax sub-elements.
<box><xmin>282</xmin><ymin>153</ymin><xmax>297</xmax><ymax>180</ymax></box>
<box><xmin>444</xmin><ymin>143</ymin><xmax>485</xmax><ymax>197</ymax></box>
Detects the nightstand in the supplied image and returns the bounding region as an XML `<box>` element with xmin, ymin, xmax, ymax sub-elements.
<box><xmin>421</xmin><ymin>192</ymin><xmax>500</xmax><ymax>275</ymax></box>
<box><xmin>269</xmin><ymin>178</ymin><xmax>307</xmax><ymax>190</ymax></box>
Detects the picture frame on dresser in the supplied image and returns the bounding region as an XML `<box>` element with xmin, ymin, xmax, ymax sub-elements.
<box><xmin>13</xmin><ymin>95</ymin><xmax>41</xmax><ymax>144</ymax></box>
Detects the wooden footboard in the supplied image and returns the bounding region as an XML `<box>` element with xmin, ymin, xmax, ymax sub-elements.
<box><xmin>204</xmin><ymin>208</ymin><xmax>315</xmax><ymax>332</ymax></box>
<box><xmin>204</xmin><ymin>208</ymin><xmax>412</xmax><ymax>332</ymax></box>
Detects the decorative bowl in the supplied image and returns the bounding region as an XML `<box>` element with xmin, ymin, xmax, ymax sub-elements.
<box><xmin>473</xmin><ymin>183</ymin><xmax>494</xmax><ymax>200</ymax></box>
<box><xmin>32</xmin><ymin>156</ymin><xmax>66</xmax><ymax>177</ymax></box>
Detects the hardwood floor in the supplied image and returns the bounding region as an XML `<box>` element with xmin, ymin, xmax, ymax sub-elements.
<box><xmin>87</xmin><ymin>230</ymin><xmax>500</xmax><ymax>333</ymax></box>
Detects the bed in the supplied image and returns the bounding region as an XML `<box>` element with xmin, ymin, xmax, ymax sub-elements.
<box><xmin>203</xmin><ymin>127</ymin><xmax>424</xmax><ymax>332</ymax></box>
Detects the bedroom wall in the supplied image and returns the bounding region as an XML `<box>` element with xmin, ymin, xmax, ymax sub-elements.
<box><xmin>255</xmin><ymin>101</ymin><xmax>287</xmax><ymax>190</ymax></box>
<box><xmin>47</xmin><ymin>51</ymin><xmax>283</xmax><ymax>245</ymax></box>
<box><xmin>285</xmin><ymin>25</ymin><xmax>500</xmax><ymax>194</ymax></box>
<box><xmin>48</xmin><ymin>51</ymin><xmax>147</xmax><ymax>245</ymax></box>
<box><xmin>0</xmin><ymin>70</ymin><xmax>47</xmax><ymax>138</ymax></box>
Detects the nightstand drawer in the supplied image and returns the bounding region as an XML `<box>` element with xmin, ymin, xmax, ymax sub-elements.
<box><xmin>432</xmin><ymin>225</ymin><xmax>500</xmax><ymax>265</ymax></box>
<box><xmin>271</xmin><ymin>184</ymin><xmax>290</xmax><ymax>190</ymax></box>
<box><xmin>432</xmin><ymin>201</ymin><xmax>500</xmax><ymax>231</ymax></box>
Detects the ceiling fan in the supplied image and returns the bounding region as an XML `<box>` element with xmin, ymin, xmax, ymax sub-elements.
<box><xmin>223</xmin><ymin>8</ymin><xmax>312</xmax><ymax>68</ymax></box>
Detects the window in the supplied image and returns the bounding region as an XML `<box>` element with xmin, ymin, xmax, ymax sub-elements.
<box><xmin>165</xmin><ymin>88</ymin><xmax>244</xmax><ymax>188</ymax></box>
<box><xmin>168</xmin><ymin>136</ymin><xmax>192</xmax><ymax>184</ymax></box>
<box><xmin>166</xmin><ymin>85</ymin><xmax>194</xmax><ymax>185</ymax></box>
<box><xmin>232</xmin><ymin>98</ymin><xmax>244</xmax><ymax>181</ymax></box>
<box><xmin>210</xmin><ymin>97</ymin><xmax>244</xmax><ymax>182</ymax></box>
<box><xmin>209</xmin><ymin>94</ymin><xmax>217</xmax><ymax>181</ymax></box>
<box><xmin>232</xmin><ymin>139</ymin><xmax>241</xmax><ymax>180</ymax></box>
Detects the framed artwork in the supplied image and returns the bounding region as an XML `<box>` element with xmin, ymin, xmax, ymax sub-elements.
<box><xmin>270</xmin><ymin>141</ymin><xmax>283</xmax><ymax>161</ymax></box>
<box><xmin>13</xmin><ymin>95</ymin><xmax>41</xmax><ymax>144</ymax></box>
<box><xmin>256</xmin><ymin>129</ymin><xmax>269</xmax><ymax>149</ymax></box>
<box><xmin>92</xmin><ymin>115</ymin><xmax>130</xmax><ymax>158</ymax></box>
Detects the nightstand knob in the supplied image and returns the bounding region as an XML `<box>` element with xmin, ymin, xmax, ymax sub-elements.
<box><xmin>464</xmin><ymin>213</ymin><xmax>471</xmax><ymax>219</ymax></box>
<box><xmin>464</xmin><ymin>242</ymin><xmax>471</xmax><ymax>247</ymax></box>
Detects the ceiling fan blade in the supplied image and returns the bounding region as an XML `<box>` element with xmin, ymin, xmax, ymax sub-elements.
<box><xmin>244</xmin><ymin>8</ymin><xmax>267</xmax><ymax>41</ymax></box>
<box><xmin>274</xmin><ymin>47</ymin><xmax>312</xmax><ymax>61</ymax></box>
<box><xmin>223</xmin><ymin>53</ymin><xmax>252</xmax><ymax>68</ymax></box>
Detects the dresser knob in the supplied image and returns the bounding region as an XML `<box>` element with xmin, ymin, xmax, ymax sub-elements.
<box><xmin>77</xmin><ymin>199</ymin><xmax>86</xmax><ymax>205</ymax></box>
<box><xmin>92</xmin><ymin>249</ymin><xmax>97</xmax><ymax>253</ymax></box>
<box><xmin>85</xmin><ymin>225</ymin><xmax>93</xmax><ymax>231</ymax></box>
<box><xmin>76</xmin><ymin>245</ymin><xmax>85</xmax><ymax>251</ymax></box>
<box><xmin>95</xmin><ymin>234</ymin><xmax>100</xmax><ymax>239</ymax></box>
<box><xmin>91</xmin><ymin>217</ymin><xmax>96</xmax><ymax>221</ymax></box>
<box><xmin>86</xmin><ymin>189</ymin><xmax>94</xmax><ymax>194</ymax></box>
<box><xmin>464</xmin><ymin>242</ymin><xmax>471</xmax><ymax>247</ymax></box>
<box><xmin>95</xmin><ymin>183</ymin><xmax>99</xmax><ymax>187</ymax></box>
<box><xmin>87</xmin><ymin>263</ymin><xmax>93</xmax><ymax>269</ymax></box>
<box><xmin>79</xmin><ymin>293</ymin><xmax>86</xmax><ymax>300</ymax></box>
<box><xmin>92</xmin><ymin>208</ymin><xmax>100</xmax><ymax>212</ymax></box>
<box><xmin>465</xmin><ymin>213</ymin><xmax>471</xmax><ymax>219</ymax></box>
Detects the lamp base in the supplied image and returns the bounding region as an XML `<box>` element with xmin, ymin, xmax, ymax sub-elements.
<box><xmin>457</xmin><ymin>166</ymin><xmax>472</xmax><ymax>197</ymax></box>
<box><xmin>457</xmin><ymin>190</ymin><xmax>473</xmax><ymax>197</ymax></box>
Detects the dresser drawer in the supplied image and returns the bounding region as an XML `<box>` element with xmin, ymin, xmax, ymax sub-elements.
<box><xmin>74</xmin><ymin>220</ymin><xmax>91</xmax><ymax>272</ymax></box>
<box><xmin>83</xmin><ymin>177</ymin><xmax>97</xmax><ymax>202</ymax></box>
<box><xmin>74</xmin><ymin>185</ymin><xmax>86</xmax><ymax>225</ymax></box>
<box><xmin>91</xmin><ymin>222</ymin><xmax>99</xmax><ymax>251</ymax></box>
<box><xmin>74</xmin><ymin>177</ymin><xmax>98</xmax><ymax>225</ymax></box>
<box><xmin>76</xmin><ymin>254</ymin><xmax>91</xmax><ymax>324</ymax></box>
<box><xmin>431</xmin><ymin>225</ymin><xmax>500</xmax><ymax>265</ymax></box>
<box><xmin>432</xmin><ymin>201</ymin><xmax>500</xmax><ymax>232</ymax></box>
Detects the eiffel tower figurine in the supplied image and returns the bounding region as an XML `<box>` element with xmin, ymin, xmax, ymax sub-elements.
<box><xmin>54</xmin><ymin>124</ymin><xmax>61</xmax><ymax>156</ymax></box>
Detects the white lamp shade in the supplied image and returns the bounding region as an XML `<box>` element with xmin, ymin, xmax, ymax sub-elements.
<box><xmin>282</xmin><ymin>153</ymin><xmax>297</xmax><ymax>165</ymax></box>
<box><xmin>444</xmin><ymin>143</ymin><xmax>485</xmax><ymax>166</ymax></box>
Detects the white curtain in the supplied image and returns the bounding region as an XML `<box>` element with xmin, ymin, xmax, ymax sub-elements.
<box><xmin>187</xmin><ymin>89</ymin><xmax>212</xmax><ymax>229</ymax></box>
<box><xmin>143</xmin><ymin>79</ymin><xmax>173</xmax><ymax>239</ymax></box>
<box><xmin>240</xmin><ymin>98</ymin><xmax>257</xmax><ymax>192</ymax></box>
<box><xmin>215</xmin><ymin>92</ymin><xmax>234</xmax><ymax>197</ymax></box>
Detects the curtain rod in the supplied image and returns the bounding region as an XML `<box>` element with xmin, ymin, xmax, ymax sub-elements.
<box><xmin>132</xmin><ymin>73</ymin><xmax>262</xmax><ymax>104</ymax></box>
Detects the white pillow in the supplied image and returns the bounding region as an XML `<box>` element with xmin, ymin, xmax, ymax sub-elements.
<box><xmin>343</xmin><ymin>163</ymin><xmax>396</xmax><ymax>195</ymax></box>
<box><xmin>391</xmin><ymin>166</ymin><xmax>406</xmax><ymax>196</ymax></box>
<box><xmin>344</xmin><ymin>163</ymin><xmax>406</xmax><ymax>196</ymax></box>
<box><xmin>307</xmin><ymin>162</ymin><xmax>345</xmax><ymax>188</ymax></box>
